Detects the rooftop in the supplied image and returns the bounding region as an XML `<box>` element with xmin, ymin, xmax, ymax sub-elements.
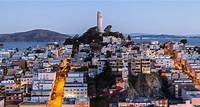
<box><xmin>19</xmin><ymin>101</ymin><xmax>47</xmax><ymax>105</ymax></box>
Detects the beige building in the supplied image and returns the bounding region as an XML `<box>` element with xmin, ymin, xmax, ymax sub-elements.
<box><xmin>97</xmin><ymin>11</ymin><xmax>103</xmax><ymax>33</ymax></box>
<box><xmin>131</xmin><ymin>57</ymin><xmax>151</xmax><ymax>75</ymax></box>
<box><xmin>118</xmin><ymin>99</ymin><xmax>168</xmax><ymax>107</ymax></box>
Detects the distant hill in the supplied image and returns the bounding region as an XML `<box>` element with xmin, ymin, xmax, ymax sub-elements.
<box><xmin>130</xmin><ymin>33</ymin><xmax>200</xmax><ymax>38</ymax></box>
<box><xmin>0</xmin><ymin>29</ymin><xmax>70</xmax><ymax>42</ymax></box>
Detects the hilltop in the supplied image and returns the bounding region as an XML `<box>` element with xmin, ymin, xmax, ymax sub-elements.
<box><xmin>64</xmin><ymin>25</ymin><xmax>124</xmax><ymax>45</ymax></box>
<box><xmin>0</xmin><ymin>29</ymin><xmax>70</xmax><ymax>42</ymax></box>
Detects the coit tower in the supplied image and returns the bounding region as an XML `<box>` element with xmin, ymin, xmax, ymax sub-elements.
<box><xmin>97</xmin><ymin>11</ymin><xmax>103</xmax><ymax>33</ymax></box>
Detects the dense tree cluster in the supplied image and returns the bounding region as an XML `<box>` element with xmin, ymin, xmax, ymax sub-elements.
<box><xmin>180</xmin><ymin>39</ymin><xmax>187</xmax><ymax>45</ymax></box>
<box><xmin>78</xmin><ymin>26</ymin><xmax>103</xmax><ymax>44</ymax></box>
<box><xmin>64</xmin><ymin>26</ymin><xmax>102</xmax><ymax>45</ymax></box>
<box><xmin>94</xmin><ymin>61</ymin><xmax>116</xmax><ymax>94</ymax></box>
<box><xmin>64</xmin><ymin>25</ymin><xmax>125</xmax><ymax>46</ymax></box>
<box><xmin>63</xmin><ymin>25</ymin><xmax>125</xmax><ymax>56</ymax></box>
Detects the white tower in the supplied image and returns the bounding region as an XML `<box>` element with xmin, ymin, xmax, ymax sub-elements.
<box><xmin>97</xmin><ymin>11</ymin><xmax>103</xmax><ymax>33</ymax></box>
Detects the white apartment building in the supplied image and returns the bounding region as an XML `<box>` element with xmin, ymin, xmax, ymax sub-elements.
<box><xmin>155</xmin><ymin>55</ymin><xmax>174</xmax><ymax>69</ymax></box>
<box><xmin>64</xmin><ymin>72</ymin><xmax>88</xmax><ymax>99</ymax></box>
<box><xmin>20</xmin><ymin>75</ymin><xmax>32</xmax><ymax>86</ymax></box>
<box><xmin>130</xmin><ymin>56</ymin><xmax>151</xmax><ymax>75</ymax></box>
<box><xmin>0</xmin><ymin>51</ymin><xmax>11</xmax><ymax>58</ymax></box>
<box><xmin>79</xmin><ymin>44</ymin><xmax>90</xmax><ymax>52</ymax></box>
<box><xmin>103</xmin><ymin>36</ymin><xmax>122</xmax><ymax>44</ymax></box>
<box><xmin>0</xmin><ymin>80</ymin><xmax>16</xmax><ymax>92</ymax></box>
<box><xmin>149</xmin><ymin>41</ymin><xmax>160</xmax><ymax>50</ymax></box>
<box><xmin>31</xmin><ymin>70</ymin><xmax>56</xmax><ymax>102</ymax></box>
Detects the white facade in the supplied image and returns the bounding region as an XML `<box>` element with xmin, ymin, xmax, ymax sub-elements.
<box><xmin>64</xmin><ymin>83</ymin><xmax>88</xmax><ymax>98</ymax></box>
<box><xmin>21</xmin><ymin>76</ymin><xmax>32</xmax><ymax>85</ymax></box>
<box><xmin>155</xmin><ymin>56</ymin><xmax>174</xmax><ymax>68</ymax></box>
<box><xmin>66</xmin><ymin>72</ymin><xmax>84</xmax><ymax>83</ymax></box>
<box><xmin>0</xmin><ymin>51</ymin><xmax>11</xmax><ymax>58</ymax></box>
<box><xmin>38</xmin><ymin>72</ymin><xmax>56</xmax><ymax>80</ymax></box>
<box><xmin>64</xmin><ymin>72</ymin><xmax>88</xmax><ymax>99</ymax></box>
<box><xmin>103</xmin><ymin>36</ymin><xmax>122</xmax><ymax>44</ymax></box>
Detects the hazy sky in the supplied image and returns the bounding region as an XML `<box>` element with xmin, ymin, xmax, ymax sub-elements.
<box><xmin>0</xmin><ymin>0</ymin><xmax>200</xmax><ymax>35</ymax></box>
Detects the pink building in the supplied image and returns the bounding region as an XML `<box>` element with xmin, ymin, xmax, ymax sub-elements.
<box><xmin>169</xmin><ymin>100</ymin><xmax>193</xmax><ymax>107</ymax></box>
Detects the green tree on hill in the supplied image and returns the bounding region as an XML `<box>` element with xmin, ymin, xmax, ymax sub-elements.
<box><xmin>95</xmin><ymin>61</ymin><xmax>116</xmax><ymax>94</ymax></box>
<box><xmin>180</xmin><ymin>39</ymin><xmax>187</xmax><ymax>45</ymax></box>
<box><xmin>104</xmin><ymin>25</ymin><xmax>112</xmax><ymax>33</ymax></box>
<box><xmin>127</xmin><ymin>35</ymin><xmax>131</xmax><ymax>41</ymax></box>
